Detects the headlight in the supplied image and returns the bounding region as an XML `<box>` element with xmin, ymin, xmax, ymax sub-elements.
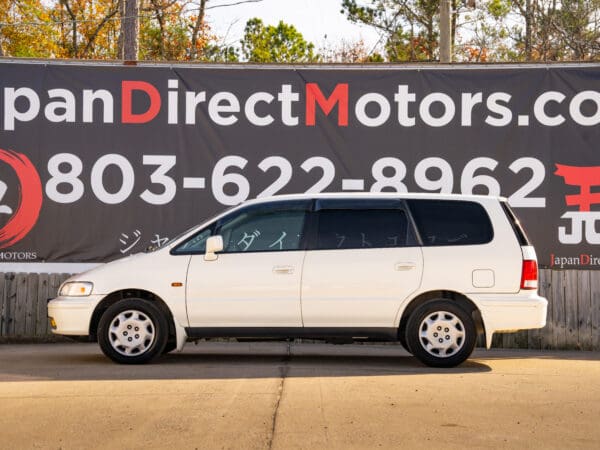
<box><xmin>59</xmin><ymin>282</ymin><xmax>93</xmax><ymax>297</ymax></box>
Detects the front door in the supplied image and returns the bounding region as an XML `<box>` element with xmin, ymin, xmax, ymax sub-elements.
<box><xmin>185</xmin><ymin>200</ymin><xmax>311</xmax><ymax>328</ymax></box>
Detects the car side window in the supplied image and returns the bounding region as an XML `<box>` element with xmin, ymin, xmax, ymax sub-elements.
<box><xmin>407</xmin><ymin>199</ymin><xmax>494</xmax><ymax>246</ymax></box>
<box><xmin>216</xmin><ymin>202</ymin><xmax>309</xmax><ymax>253</ymax></box>
<box><xmin>316</xmin><ymin>208</ymin><xmax>411</xmax><ymax>250</ymax></box>
<box><xmin>171</xmin><ymin>227</ymin><xmax>213</xmax><ymax>254</ymax></box>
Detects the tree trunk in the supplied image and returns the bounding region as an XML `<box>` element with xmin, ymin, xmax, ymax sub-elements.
<box><xmin>117</xmin><ymin>0</ymin><xmax>125</xmax><ymax>59</ymax></box>
<box><xmin>190</xmin><ymin>0</ymin><xmax>207</xmax><ymax>60</ymax></box>
<box><xmin>451</xmin><ymin>0</ymin><xmax>457</xmax><ymax>53</ymax></box>
<box><xmin>150</xmin><ymin>0</ymin><xmax>166</xmax><ymax>59</ymax></box>
<box><xmin>525</xmin><ymin>0</ymin><xmax>532</xmax><ymax>60</ymax></box>
<box><xmin>61</xmin><ymin>0</ymin><xmax>78</xmax><ymax>57</ymax></box>
<box><xmin>409</xmin><ymin>24</ymin><xmax>415</xmax><ymax>61</ymax></box>
<box><xmin>123</xmin><ymin>0</ymin><xmax>139</xmax><ymax>60</ymax></box>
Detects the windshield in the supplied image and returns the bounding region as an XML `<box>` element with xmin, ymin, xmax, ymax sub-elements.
<box><xmin>144</xmin><ymin>224</ymin><xmax>199</xmax><ymax>253</ymax></box>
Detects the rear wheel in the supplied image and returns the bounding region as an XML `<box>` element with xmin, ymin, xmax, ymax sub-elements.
<box><xmin>98</xmin><ymin>299</ymin><xmax>168</xmax><ymax>364</ymax></box>
<box><xmin>399</xmin><ymin>330</ymin><xmax>412</xmax><ymax>354</ymax></box>
<box><xmin>405</xmin><ymin>300</ymin><xmax>476</xmax><ymax>368</ymax></box>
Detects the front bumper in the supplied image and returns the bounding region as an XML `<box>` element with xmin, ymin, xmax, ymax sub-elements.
<box><xmin>470</xmin><ymin>292</ymin><xmax>548</xmax><ymax>348</ymax></box>
<box><xmin>47</xmin><ymin>295</ymin><xmax>104</xmax><ymax>336</ymax></box>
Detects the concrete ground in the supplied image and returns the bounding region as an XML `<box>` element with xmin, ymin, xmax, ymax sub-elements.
<box><xmin>0</xmin><ymin>343</ymin><xmax>599</xmax><ymax>449</ymax></box>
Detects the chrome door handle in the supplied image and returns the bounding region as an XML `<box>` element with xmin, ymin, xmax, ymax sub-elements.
<box><xmin>395</xmin><ymin>262</ymin><xmax>416</xmax><ymax>271</ymax></box>
<box><xmin>273</xmin><ymin>265</ymin><xmax>294</xmax><ymax>274</ymax></box>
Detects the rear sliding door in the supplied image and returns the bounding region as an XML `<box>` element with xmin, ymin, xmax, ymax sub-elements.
<box><xmin>301</xmin><ymin>199</ymin><xmax>423</xmax><ymax>330</ymax></box>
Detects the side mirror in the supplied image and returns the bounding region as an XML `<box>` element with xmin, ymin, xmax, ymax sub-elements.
<box><xmin>204</xmin><ymin>235</ymin><xmax>223</xmax><ymax>261</ymax></box>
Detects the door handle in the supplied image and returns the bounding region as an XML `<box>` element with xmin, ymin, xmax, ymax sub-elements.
<box><xmin>273</xmin><ymin>265</ymin><xmax>294</xmax><ymax>274</ymax></box>
<box><xmin>395</xmin><ymin>262</ymin><xmax>416</xmax><ymax>271</ymax></box>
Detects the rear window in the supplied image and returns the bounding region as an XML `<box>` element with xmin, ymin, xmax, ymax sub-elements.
<box><xmin>407</xmin><ymin>199</ymin><xmax>493</xmax><ymax>246</ymax></box>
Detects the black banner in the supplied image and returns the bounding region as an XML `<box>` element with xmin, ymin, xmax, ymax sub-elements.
<box><xmin>0</xmin><ymin>61</ymin><xmax>599</xmax><ymax>268</ymax></box>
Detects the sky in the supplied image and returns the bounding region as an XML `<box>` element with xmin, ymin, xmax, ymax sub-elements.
<box><xmin>205</xmin><ymin>0</ymin><xmax>382</xmax><ymax>53</ymax></box>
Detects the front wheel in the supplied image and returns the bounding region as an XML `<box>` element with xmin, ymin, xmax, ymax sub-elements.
<box><xmin>405</xmin><ymin>300</ymin><xmax>476</xmax><ymax>368</ymax></box>
<box><xmin>162</xmin><ymin>341</ymin><xmax>177</xmax><ymax>354</ymax></box>
<box><xmin>98</xmin><ymin>299</ymin><xmax>168</xmax><ymax>364</ymax></box>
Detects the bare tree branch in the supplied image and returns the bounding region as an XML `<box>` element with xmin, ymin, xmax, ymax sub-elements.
<box><xmin>205</xmin><ymin>0</ymin><xmax>263</xmax><ymax>10</ymax></box>
<box><xmin>190</xmin><ymin>0</ymin><xmax>206</xmax><ymax>59</ymax></box>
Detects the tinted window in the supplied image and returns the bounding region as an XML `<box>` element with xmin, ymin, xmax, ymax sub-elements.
<box><xmin>407</xmin><ymin>199</ymin><xmax>493</xmax><ymax>246</ymax></box>
<box><xmin>172</xmin><ymin>227</ymin><xmax>213</xmax><ymax>254</ymax></box>
<box><xmin>216</xmin><ymin>201</ymin><xmax>309</xmax><ymax>253</ymax></box>
<box><xmin>316</xmin><ymin>209</ymin><xmax>410</xmax><ymax>250</ymax></box>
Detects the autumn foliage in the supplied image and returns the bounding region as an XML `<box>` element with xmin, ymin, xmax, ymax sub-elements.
<box><xmin>0</xmin><ymin>0</ymin><xmax>216</xmax><ymax>60</ymax></box>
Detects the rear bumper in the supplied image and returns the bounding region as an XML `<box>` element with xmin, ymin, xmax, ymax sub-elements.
<box><xmin>47</xmin><ymin>295</ymin><xmax>104</xmax><ymax>336</ymax></box>
<box><xmin>470</xmin><ymin>292</ymin><xmax>548</xmax><ymax>348</ymax></box>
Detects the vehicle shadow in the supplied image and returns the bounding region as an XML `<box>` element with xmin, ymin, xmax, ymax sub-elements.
<box><xmin>471</xmin><ymin>348</ymin><xmax>600</xmax><ymax>362</ymax></box>
<box><xmin>0</xmin><ymin>342</ymin><xmax>491</xmax><ymax>382</ymax></box>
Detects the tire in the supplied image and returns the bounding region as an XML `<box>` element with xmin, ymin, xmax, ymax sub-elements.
<box><xmin>162</xmin><ymin>341</ymin><xmax>177</xmax><ymax>354</ymax></box>
<box><xmin>399</xmin><ymin>330</ymin><xmax>412</xmax><ymax>354</ymax></box>
<box><xmin>405</xmin><ymin>300</ymin><xmax>476</xmax><ymax>368</ymax></box>
<box><xmin>97</xmin><ymin>298</ymin><xmax>168</xmax><ymax>364</ymax></box>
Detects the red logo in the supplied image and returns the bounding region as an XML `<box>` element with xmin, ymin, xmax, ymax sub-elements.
<box><xmin>555</xmin><ymin>164</ymin><xmax>600</xmax><ymax>211</ymax></box>
<box><xmin>0</xmin><ymin>148</ymin><xmax>43</xmax><ymax>249</ymax></box>
<box><xmin>555</xmin><ymin>164</ymin><xmax>600</xmax><ymax>245</ymax></box>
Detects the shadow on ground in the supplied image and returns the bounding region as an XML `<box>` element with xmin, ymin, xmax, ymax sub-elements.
<box><xmin>0</xmin><ymin>342</ymin><xmax>493</xmax><ymax>381</ymax></box>
<box><xmin>471</xmin><ymin>348</ymin><xmax>600</xmax><ymax>361</ymax></box>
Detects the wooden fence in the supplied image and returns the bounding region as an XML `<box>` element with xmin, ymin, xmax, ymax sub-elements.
<box><xmin>496</xmin><ymin>269</ymin><xmax>600</xmax><ymax>350</ymax></box>
<box><xmin>0</xmin><ymin>273</ymin><xmax>72</xmax><ymax>339</ymax></box>
<box><xmin>0</xmin><ymin>270</ymin><xmax>599</xmax><ymax>350</ymax></box>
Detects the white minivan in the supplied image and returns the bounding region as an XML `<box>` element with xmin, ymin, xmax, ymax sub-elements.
<box><xmin>48</xmin><ymin>193</ymin><xmax>547</xmax><ymax>367</ymax></box>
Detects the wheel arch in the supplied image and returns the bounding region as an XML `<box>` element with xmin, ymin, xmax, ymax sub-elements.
<box><xmin>398</xmin><ymin>290</ymin><xmax>485</xmax><ymax>342</ymax></box>
<box><xmin>89</xmin><ymin>289</ymin><xmax>176</xmax><ymax>344</ymax></box>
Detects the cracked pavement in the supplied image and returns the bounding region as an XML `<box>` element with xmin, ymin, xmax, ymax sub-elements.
<box><xmin>1</xmin><ymin>342</ymin><xmax>599</xmax><ymax>449</ymax></box>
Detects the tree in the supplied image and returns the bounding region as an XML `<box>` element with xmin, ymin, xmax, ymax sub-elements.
<box><xmin>0</xmin><ymin>0</ymin><xmax>247</xmax><ymax>61</ymax></box>
<box><xmin>527</xmin><ymin>0</ymin><xmax>600</xmax><ymax>60</ymax></box>
<box><xmin>202</xmin><ymin>44</ymin><xmax>239</xmax><ymax>62</ymax></box>
<box><xmin>556</xmin><ymin>0</ymin><xmax>600</xmax><ymax>59</ymax></box>
<box><xmin>455</xmin><ymin>0</ymin><xmax>515</xmax><ymax>62</ymax></box>
<box><xmin>189</xmin><ymin>0</ymin><xmax>207</xmax><ymax>59</ymax></box>
<box><xmin>139</xmin><ymin>0</ymin><xmax>194</xmax><ymax>60</ymax></box>
<box><xmin>319</xmin><ymin>38</ymin><xmax>384</xmax><ymax>62</ymax></box>
<box><xmin>459</xmin><ymin>0</ymin><xmax>600</xmax><ymax>62</ymax></box>
<box><xmin>138</xmin><ymin>0</ymin><xmax>259</xmax><ymax>61</ymax></box>
<box><xmin>241</xmin><ymin>18</ymin><xmax>316</xmax><ymax>62</ymax></box>
<box><xmin>55</xmin><ymin>0</ymin><xmax>120</xmax><ymax>58</ymax></box>
<box><xmin>341</xmin><ymin>0</ymin><xmax>459</xmax><ymax>61</ymax></box>
<box><xmin>0</xmin><ymin>0</ymin><xmax>62</xmax><ymax>57</ymax></box>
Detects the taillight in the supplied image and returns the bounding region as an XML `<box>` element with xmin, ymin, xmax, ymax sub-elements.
<box><xmin>521</xmin><ymin>259</ymin><xmax>538</xmax><ymax>290</ymax></box>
